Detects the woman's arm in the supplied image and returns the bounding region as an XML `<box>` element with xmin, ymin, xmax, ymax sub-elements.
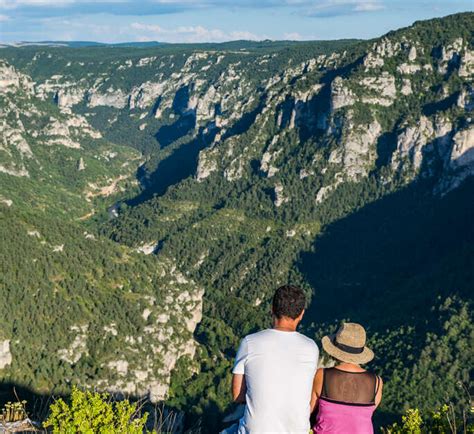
<box><xmin>375</xmin><ymin>376</ymin><xmax>384</xmax><ymax>408</ymax></box>
<box><xmin>310</xmin><ymin>368</ymin><xmax>324</xmax><ymax>412</ymax></box>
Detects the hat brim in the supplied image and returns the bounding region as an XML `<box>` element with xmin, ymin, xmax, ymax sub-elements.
<box><xmin>322</xmin><ymin>334</ymin><xmax>374</xmax><ymax>365</ymax></box>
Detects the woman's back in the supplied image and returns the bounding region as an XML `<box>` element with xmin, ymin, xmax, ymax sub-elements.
<box><xmin>313</xmin><ymin>368</ymin><xmax>380</xmax><ymax>434</ymax></box>
<box><xmin>323</xmin><ymin>367</ymin><xmax>378</xmax><ymax>404</ymax></box>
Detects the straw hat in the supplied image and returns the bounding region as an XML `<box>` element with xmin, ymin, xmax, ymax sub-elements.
<box><xmin>322</xmin><ymin>323</ymin><xmax>374</xmax><ymax>364</ymax></box>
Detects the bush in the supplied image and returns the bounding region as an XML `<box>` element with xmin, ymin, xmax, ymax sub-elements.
<box><xmin>43</xmin><ymin>387</ymin><xmax>149</xmax><ymax>434</ymax></box>
<box><xmin>382</xmin><ymin>405</ymin><xmax>474</xmax><ymax>433</ymax></box>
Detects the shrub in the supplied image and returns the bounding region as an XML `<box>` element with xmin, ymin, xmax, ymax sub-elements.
<box><xmin>383</xmin><ymin>408</ymin><xmax>423</xmax><ymax>434</ymax></box>
<box><xmin>43</xmin><ymin>387</ymin><xmax>149</xmax><ymax>434</ymax></box>
<box><xmin>382</xmin><ymin>404</ymin><xmax>474</xmax><ymax>433</ymax></box>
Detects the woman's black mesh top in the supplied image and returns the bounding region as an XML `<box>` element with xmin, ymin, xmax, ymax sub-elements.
<box><xmin>321</xmin><ymin>367</ymin><xmax>380</xmax><ymax>405</ymax></box>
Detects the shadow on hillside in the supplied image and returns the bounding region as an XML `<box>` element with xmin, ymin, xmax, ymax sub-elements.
<box><xmin>127</xmin><ymin>125</ymin><xmax>220</xmax><ymax>205</ymax></box>
<box><xmin>221</xmin><ymin>92</ymin><xmax>268</xmax><ymax>142</ymax></box>
<box><xmin>172</xmin><ymin>85</ymin><xmax>191</xmax><ymax>114</ymax></box>
<box><xmin>423</xmin><ymin>91</ymin><xmax>460</xmax><ymax>117</ymax></box>
<box><xmin>299</xmin><ymin>177</ymin><xmax>474</xmax><ymax>332</ymax></box>
<box><xmin>295</xmin><ymin>53</ymin><xmax>366</xmax><ymax>144</ymax></box>
<box><xmin>155</xmin><ymin>113</ymin><xmax>196</xmax><ymax>148</ymax></box>
<box><xmin>374</xmin><ymin>131</ymin><xmax>398</xmax><ymax>169</ymax></box>
<box><xmin>127</xmin><ymin>93</ymin><xmax>268</xmax><ymax>207</ymax></box>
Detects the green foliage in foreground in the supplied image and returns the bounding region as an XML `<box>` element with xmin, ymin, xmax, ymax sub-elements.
<box><xmin>44</xmin><ymin>387</ymin><xmax>149</xmax><ymax>434</ymax></box>
<box><xmin>382</xmin><ymin>405</ymin><xmax>474</xmax><ymax>434</ymax></box>
<box><xmin>32</xmin><ymin>389</ymin><xmax>474</xmax><ymax>434</ymax></box>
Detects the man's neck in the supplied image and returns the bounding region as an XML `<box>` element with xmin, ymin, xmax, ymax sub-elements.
<box><xmin>273</xmin><ymin>317</ymin><xmax>298</xmax><ymax>332</ymax></box>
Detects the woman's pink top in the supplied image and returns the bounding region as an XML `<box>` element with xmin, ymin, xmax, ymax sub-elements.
<box><xmin>313</xmin><ymin>398</ymin><xmax>375</xmax><ymax>433</ymax></box>
<box><xmin>312</xmin><ymin>368</ymin><xmax>379</xmax><ymax>434</ymax></box>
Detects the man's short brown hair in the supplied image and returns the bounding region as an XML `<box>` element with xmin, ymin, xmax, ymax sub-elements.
<box><xmin>272</xmin><ymin>285</ymin><xmax>306</xmax><ymax>319</ymax></box>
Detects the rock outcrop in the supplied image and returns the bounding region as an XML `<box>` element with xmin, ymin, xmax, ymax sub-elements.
<box><xmin>101</xmin><ymin>276</ymin><xmax>205</xmax><ymax>402</ymax></box>
<box><xmin>361</xmin><ymin>73</ymin><xmax>396</xmax><ymax>106</ymax></box>
<box><xmin>88</xmin><ymin>88</ymin><xmax>128</xmax><ymax>109</ymax></box>
<box><xmin>392</xmin><ymin>116</ymin><xmax>434</xmax><ymax>174</ymax></box>
<box><xmin>449</xmin><ymin>126</ymin><xmax>474</xmax><ymax>169</ymax></box>
<box><xmin>343</xmin><ymin>120</ymin><xmax>382</xmax><ymax>179</ymax></box>
<box><xmin>331</xmin><ymin>76</ymin><xmax>355</xmax><ymax>110</ymax></box>
<box><xmin>0</xmin><ymin>340</ymin><xmax>12</xmax><ymax>369</ymax></box>
<box><xmin>56</xmin><ymin>88</ymin><xmax>86</xmax><ymax>108</ymax></box>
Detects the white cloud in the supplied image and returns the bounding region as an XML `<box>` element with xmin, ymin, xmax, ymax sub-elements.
<box><xmin>130</xmin><ymin>22</ymin><xmax>161</xmax><ymax>32</ymax></box>
<box><xmin>0</xmin><ymin>13</ymin><xmax>9</xmax><ymax>19</ymax></box>
<box><xmin>0</xmin><ymin>0</ymin><xmax>124</xmax><ymax>9</ymax></box>
<box><xmin>305</xmin><ymin>0</ymin><xmax>385</xmax><ymax>17</ymax></box>
<box><xmin>283</xmin><ymin>31</ymin><xmax>303</xmax><ymax>40</ymax></box>
<box><xmin>130</xmin><ymin>22</ymin><xmax>262</xmax><ymax>43</ymax></box>
<box><xmin>0</xmin><ymin>0</ymin><xmax>74</xmax><ymax>7</ymax></box>
<box><xmin>354</xmin><ymin>1</ymin><xmax>384</xmax><ymax>12</ymax></box>
<box><xmin>0</xmin><ymin>0</ymin><xmax>293</xmax><ymax>9</ymax></box>
<box><xmin>228</xmin><ymin>30</ymin><xmax>262</xmax><ymax>40</ymax></box>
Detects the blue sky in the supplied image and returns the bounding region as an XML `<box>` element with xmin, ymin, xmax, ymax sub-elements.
<box><xmin>0</xmin><ymin>0</ymin><xmax>472</xmax><ymax>43</ymax></box>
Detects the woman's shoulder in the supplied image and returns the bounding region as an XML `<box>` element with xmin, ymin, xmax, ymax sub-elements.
<box><xmin>366</xmin><ymin>370</ymin><xmax>384</xmax><ymax>389</ymax></box>
<box><xmin>313</xmin><ymin>367</ymin><xmax>325</xmax><ymax>384</ymax></box>
<box><xmin>366</xmin><ymin>370</ymin><xmax>383</xmax><ymax>384</ymax></box>
<box><xmin>365</xmin><ymin>369</ymin><xmax>383</xmax><ymax>381</ymax></box>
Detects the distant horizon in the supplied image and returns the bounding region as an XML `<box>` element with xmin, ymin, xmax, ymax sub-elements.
<box><xmin>0</xmin><ymin>1</ymin><xmax>472</xmax><ymax>45</ymax></box>
<box><xmin>2</xmin><ymin>37</ymin><xmax>364</xmax><ymax>46</ymax></box>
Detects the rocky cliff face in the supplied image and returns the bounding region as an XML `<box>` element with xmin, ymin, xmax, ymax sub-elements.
<box><xmin>0</xmin><ymin>60</ymin><xmax>207</xmax><ymax>402</ymax></box>
<box><xmin>0</xmin><ymin>59</ymin><xmax>142</xmax><ymax>219</ymax></box>
<box><xmin>0</xmin><ymin>203</ymin><xmax>206</xmax><ymax>402</ymax></box>
<box><xmin>187</xmin><ymin>24</ymin><xmax>472</xmax><ymax>203</ymax></box>
<box><xmin>55</xmin><ymin>263</ymin><xmax>205</xmax><ymax>402</ymax></box>
<box><xmin>4</xmin><ymin>21</ymin><xmax>471</xmax><ymax>203</ymax></box>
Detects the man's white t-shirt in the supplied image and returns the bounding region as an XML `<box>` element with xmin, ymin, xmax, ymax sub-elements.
<box><xmin>232</xmin><ymin>329</ymin><xmax>319</xmax><ymax>433</ymax></box>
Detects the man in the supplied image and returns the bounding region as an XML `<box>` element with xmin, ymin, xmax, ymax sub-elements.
<box><xmin>232</xmin><ymin>285</ymin><xmax>319</xmax><ymax>433</ymax></box>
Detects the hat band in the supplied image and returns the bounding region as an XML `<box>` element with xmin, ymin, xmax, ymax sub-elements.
<box><xmin>333</xmin><ymin>339</ymin><xmax>364</xmax><ymax>354</ymax></box>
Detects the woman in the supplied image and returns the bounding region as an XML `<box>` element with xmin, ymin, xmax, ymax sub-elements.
<box><xmin>310</xmin><ymin>323</ymin><xmax>383</xmax><ymax>433</ymax></box>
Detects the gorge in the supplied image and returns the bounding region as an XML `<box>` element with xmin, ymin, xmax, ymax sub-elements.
<box><xmin>0</xmin><ymin>12</ymin><xmax>473</xmax><ymax>431</ymax></box>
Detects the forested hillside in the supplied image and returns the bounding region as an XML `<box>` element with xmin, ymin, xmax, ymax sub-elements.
<box><xmin>0</xmin><ymin>12</ymin><xmax>473</xmax><ymax>432</ymax></box>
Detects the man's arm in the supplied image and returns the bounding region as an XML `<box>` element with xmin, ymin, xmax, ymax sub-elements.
<box><xmin>232</xmin><ymin>338</ymin><xmax>248</xmax><ymax>403</ymax></box>
<box><xmin>232</xmin><ymin>374</ymin><xmax>247</xmax><ymax>403</ymax></box>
